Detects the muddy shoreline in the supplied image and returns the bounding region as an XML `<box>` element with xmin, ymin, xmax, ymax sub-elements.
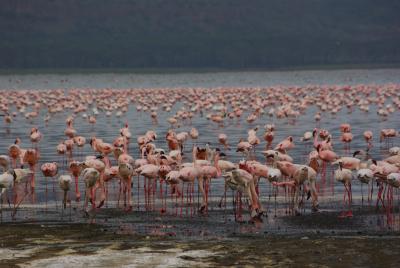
<box><xmin>1</xmin><ymin>210</ymin><xmax>400</xmax><ymax>267</ymax></box>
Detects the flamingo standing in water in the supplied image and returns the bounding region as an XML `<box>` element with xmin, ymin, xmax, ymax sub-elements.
<box><xmin>88</xmin><ymin>115</ymin><xmax>96</xmax><ymax>125</ymax></box>
<box><xmin>218</xmin><ymin>133</ymin><xmax>230</xmax><ymax>150</ymax></box>
<box><xmin>357</xmin><ymin>168</ymin><xmax>374</xmax><ymax>204</ymax></box>
<box><xmin>274</xmin><ymin>136</ymin><xmax>295</xmax><ymax>153</ymax></box>
<box><xmin>316</xmin><ymin>144</ymin><xmax>338</xmax><ymax>192</ymax></box>
<box><xmin>79</xmin><ymin>156</ymin><xmax>106</xmax><ymax>208</ymax></box>
<box><xmin>73</xmin><ymin>136</ymin><xmax>86</xmax><ymax>159</ymax></box>
<box><xmin>0</xmin><ymin>168</ymin><xmax>33</xmax><ymax>219</ymax></box>
<box><xmin>69</xmin><ymin>161</ymin><xmax>82</xmax><ymax>201</ymax></box>
<box><xmin>247</xmin><ymin>127</ymin><xmax>260</xmax><ymax>157</ymax></box>
<box><xmin>41</xmin><ymin>162</ymin><xmax>58</xmax><ymax>206</ymax></box>
<box><xmin>176</xmin><ymin>149</ymin><xmax>202</xmax><ymax>216</ymax></box>
<box><xmin>59</xmin><ymin>175</ymin><xmax>72</xmax><ymax>209</ymax></box>
<box><xmin>22</xmin><ymin>149</ymin><xmax>40</xmax><ymax>194</ymax></box>
<box><xmin>340</xmin><ymin>132</ymin><xmax>353</xmax><ymax>153</ymax></box>
<box><xmin>363</xmin><ymin>131</ymin><xmax>373</xmax><ymax>151</ymax></box>
<box><xmin>118</xmin><ymin>162</ymin><xmax>135</xmax><ymax>211</ymax></box>
<box><xmin>64</xmin><ymin>120</ymin><xmax>77</xmax><ymax>138</ymax></box>
<box><xmin>222</xmin><ymin>168</ymin><xmax>262</xmax><ymax>221</ymax></box>
<box><xmin>120</xmin><ymin>122</ymin><xmax>132</xmax><ymax>151</ymax></box>
<box><xmin>198</xmin><ymin>152</ymin><xmax>222</xmax><ymax>214</ymax></box>
<box><xmin>263</xmin><ymin>128</ymin><xmax>274</xmax><ymax>149</ymax></box>
<box><xmin>236</xmin><ymin>139</ymin><xmax>252</xmax><ymax>159</ymax></box>
<box><xmin>30</xmin><ymin>127</ymin><xmax>42</xmax><ymax>148</ymax></box>
<box><xmin>8</xmin><ymin>139</ymin><xmax>23</xmax><ymax>168</ymax></box>
<box><xmin>56</xmin><ymin>142</ymin><xmax>67</xmax><ymax>167</ymax></box>
<box><xmin>273</xmin><ymin>165</ymin><xmax>319</xmax><ymax>215</ymax></box>
<box><xmin>81</xmin><ymin>167</ymin><xmax>100</xmax><ymax>214</ymax></box>
<box><xmin>334</xmin><ymin>161</ymin><xmax>354</xmax><ymax>218</ymax></box>
<box><xmin>300</xmin><ymin>131</ymin><xmax>313</xmax><ymax>142</ymax></box>
<box><xmin>135</xmin><ymin>163</ymin><xmax>160</xmax><ymax>211</ymax></box>
<box><xmin>190</xmin><ymin>127</ymin><xmax>199</xmax><ymax>140</ymax></box>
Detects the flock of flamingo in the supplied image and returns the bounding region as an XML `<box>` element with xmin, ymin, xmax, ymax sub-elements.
<box><xmin>0</xmin><ymin>84</ymin><xmax>399</xmax><ymax>224</ymax></box>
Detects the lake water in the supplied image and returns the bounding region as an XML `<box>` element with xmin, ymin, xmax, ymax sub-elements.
<box><xmin>0</xmin><ymin>68</ymin><xmax>400</xmax><ymax>267</ymax></box>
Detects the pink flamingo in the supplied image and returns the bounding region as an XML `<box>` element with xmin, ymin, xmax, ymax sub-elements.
<box><xmin>69</xmin><ymin>161</ymin><xmax>82</xmax><ymax>201</ymax></box>
<box><xmin>22</xmin><ymin>149</ymin><xmax>40</xmax><ymax>194</ymax></box>
<box><xmin>41</xmin><ymin>162</ymin><xmax>58</xmax><ymax>205</ymax></box>
<box><xmin>363</xmin><ymin>131</ymin><xmax>373</xmax><ymax>151</ymax></box>
<box><xmin>334</xmin><ymin>161</ymin><xmax>354</xmax><ymax>218</ymax></box>
<box><xmin>118</xmin><ymin>162</ymin><xmax>135</xmax><ymax>211</ymax></box>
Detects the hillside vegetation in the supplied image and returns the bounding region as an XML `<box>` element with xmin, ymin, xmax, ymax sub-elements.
<box><xmin>1</xmin><ymin>0</ymin><xmax>400</xmax><ymax>69</ymax></box>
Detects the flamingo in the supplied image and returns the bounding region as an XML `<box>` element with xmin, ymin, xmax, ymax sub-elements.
<box><xmin>218</xmin><ymin>133</ymin><xmax>230</xmax><ymax>150</ymax></box>
<box><xmin>263</xmin><ymin>129</ymin><xmax>274</xmax><ymax>149</ymax></box>
<box><xmin>41</xmin><ymin>162</ymin><xmax>58</xmax><ymax>204</ymax></box>
<box><xmin>0</xmin><ymin>155</ymin><xmax>10</xmax><ymax>172</ymax></box>
<box><xmin>30</xmin><ymin>127</ymin><xmax>42</xmax><ymax>146</ymax></box>
<box><xmin>80</xmin><ymin>156</ymin><xmax>107</xmax><ymax>208</ymax></box>
<box><xmin>22</xmin><ymin>149</ymin><xmax>39</xmax><ymax>193</ymax></box>
<box><xmin>300</xmin><ymin>131</ymin><xmax>313</xmax><ymax>142</ymax></box>
<box><xmin>388</xmin><ymin>147</ymin><xmax>400</xmax><ymax>156</ymax></box>
<box><xmin>340</xmin><ymin>132</ymin><xmax>353</xmax><ymax>152</ymax></box>
<box><xmin>363</xmin><ymin>131</ymin><xmax>373</xmax><ymax>151</ymax></box>
<box><xmin>58</xmin><ymin>175</ymin><xmax>72</xmax><ymax>209</ymax></box>
<box><xmin>356</xmin><ymin>168</ymin><xmax>374</xmax><ymax>203</ymax></box>
<box><xmin>236</xmin><ymin>139</ymin><xmax>252</xmax><ymax>159</ymax></box>
<box><xmin>0</xmin><ymin>168</ymin><xmax>33</xmax><ymax>219</ymax></box>
<box><xmin>8</xmin><ymin>139</ymin><xmax>23</xmax><ymax>168</ymax></box>
<box><xmin>69</xmin><ymin>161</ymin><xmax>82</xmax><ymax>201</ymax></box>
<box><xmin>198</xmin><ymin>152</ymin><xmax>222</xmax><ymax>213</ymax></box>
<box><xmin>118</xmin><ymin>162</ymin><xmax>135</xmax><ymax>211</ymax></box>
<box><xmin>334</xmin><ymin>161</ymin><xmax>354</xmax><ymax>218</ymax></box>
<box><xmin>81</xmin><ymin>167</ymin><xmax>100</xmax><ymax>213</ymax></box>
<box><xmin>222</xmin><ymin>168</ymin><xmax>262</xmax><ymax>221</ymax></box>
<box><xmin>274</xmin><ymin>136</ymin><xmax>295</xmax><ymax>153</ymax></box>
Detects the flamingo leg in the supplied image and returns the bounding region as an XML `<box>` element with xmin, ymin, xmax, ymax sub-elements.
<box><xmin>347</xmin><ymin>184</ymin><xmax>353</xmax><ymax>217</ymax></box>
<box><xmin>84</xmin><ymin>187</ymin><xmax>89</xmax><ymax>211</ymax></box>
<box><xmin>197</xmin><ymin>177</ymin><xmax>207</xmax><ymax>213</ymax></box>
<box><xmin>180</xmin><ymin>183</ymin><xmax>184</xmax><ymax>217</ymax></box>
<box><xmin>160</xmin><ymin>179</ymin><xmax>165</xmax><ymax>213</ymax></box>
<box><xmin>12</xmin><ymin>190</ymin><xmax>29</xmax><ymax>220</ymax></box>
<box><xmin>137</xmin><ymin>175</ymin><xmax>140</xmax><ymax>210</ymax></box>
<box><xmin>125</xmin><ymin>176</ymin><xmax>132</xmax><ymax>212</ymax></box>
<box><xmin>91</xmin><ymin>187</ymin><xmax>96</xmax><ymax>211</ymax></box>
<box><xmin>339</xmin><ymin>184</ymin><xmax>348</xmax><ymax>218</ymax></box>
<box><xmin>97</xmin><ymin>173</ymin><xmax>106</xmax><ymax>208</ymax></box>
<box><xmin>117</xmin><ymin>179</ymin><xmax>122</xmax><ymax>208</ymax></box>
<box><xmin>144</xmin><ymin>177</ymin><xmax>147</xmax><ymax>211</ymax></box>
<box><xmin>63</xmin><ymin>190</ymin><xmax>67</xmax><ymax>209</ymax></box>
<box><xmin>75</xmin><ymin>176</ymin><xmax>80</xmax><ymax>202</ymax></box>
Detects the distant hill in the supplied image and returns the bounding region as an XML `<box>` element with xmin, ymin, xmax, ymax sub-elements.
<box><xmin>1</xmin><ymin>0</ymin><xmax>400</xmax><ymax>70</ymax></box>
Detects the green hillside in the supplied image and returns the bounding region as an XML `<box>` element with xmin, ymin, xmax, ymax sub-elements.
<box><xmin>1</xmin><ymin>0</ymin><xmax>400</xmax><ymax>69</ymax></box>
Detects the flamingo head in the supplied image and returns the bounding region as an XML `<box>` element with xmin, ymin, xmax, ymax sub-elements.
<box><xmin>30</xmin><ymin>127</ymin><xmax>37</xmax><ymax>134</ymax></box>
<box><xmin>300</xmin><ymin>166</ymin><xmax>308</xmax><ymax>173</ymax></box>
<box><xmin>312</xmin><ymin>129</ymin><xmax>317</xmax><ymax>137</ymax></box>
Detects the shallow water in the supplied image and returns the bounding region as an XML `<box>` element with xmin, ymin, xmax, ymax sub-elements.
<box><xmin>0</xmin><ymin>68</ymin><xmax>400</xmax><ymax>266</ymax></box>
<box><xmin>2</xmin><ymin>68</ymin><xmax>400</xmax><ymax>89</ymax></box>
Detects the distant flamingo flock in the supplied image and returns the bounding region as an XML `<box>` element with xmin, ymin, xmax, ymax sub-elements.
<box><xmin>0</xmin><ymin>84</ymin><xmax>399</xmax><ymax>223</ymax></box>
